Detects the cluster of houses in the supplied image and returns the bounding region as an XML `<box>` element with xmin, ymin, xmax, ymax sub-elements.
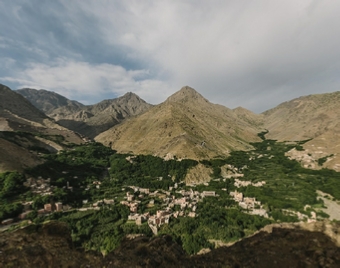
<box><xmin>24</xmin><ymin>177</ymin><xmax>54</xmax><ymax>196</ymax></box>
<box><xmin>119</xmin><ymin>186</ymin><xmax>216</xmax><ymax>234</ymax></box>
<box><xmin>233</xmin><ymin>178</ymin><xmax>266</xmax><ymax>188</ymax></box>
<box><xmin>223</xmin><ymin>164</ymin><xmax>247</xmax><ymax>179</ymax></box>
<box><xmin>25</xmin><ymin>176</ymin><xmax>76</xmax><ymax>195</ymax></box>
<box><xmin>1</xmin><ymin>201</ymin><xmax>66</xmax><ymax>225</ymax></box>
<box><xmin>230</xmin><ymin>178</ymin><xmax>268</xmax><ymax>218</ymax></box>
<box><xmin>1</xmin><ymin>175</ymin><xmax>78</xmax><ymax>226</ymax></box>
<box><xmin>229</xmin><ymin>190</ymin><xmax>268</xmax><ymax>217</ymax></box>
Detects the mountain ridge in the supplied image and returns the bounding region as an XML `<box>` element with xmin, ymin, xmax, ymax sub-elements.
<box><xmin>9</xmin><ymin>83</ymin><xmax>340</xmax><ymax>170</ymax></box>
<box><xmin>17</xmin><ymin>88</ymin><xmax>153</xmax><ymax>138</ymax></box>
<box><xmin>96</xmin><ymin>86</ymin><xmax>262</xmax><ymax>160</ymax></box>
<box><xmin>17</xmin><ymin>88</ymin><xmax>85</xmax><ymax>114</ymax></box>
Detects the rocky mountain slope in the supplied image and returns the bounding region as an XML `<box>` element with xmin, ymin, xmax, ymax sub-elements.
<box><xmin>233</xmin><ymin>106</ymin><xmax>264</xmax><ymax>126</ymax></box>
<box><xmin>0</xmin><ymin>84</ymin><xmax>82</xmax><ymax>136</ymax></box>
<box><xmin>1</xmin><ymin>220</ymin><xmax>339</xmax><ymax>267</ymax></box>
<box><xmin>0</xmin><ymin>84</ymin><xmax>84</xmax><ymax>172</ymax></box>
<box><xmin>96</xmin><ymin>86</ymin><xmax>262</xmax><ymax>160</ymax></box>
<box><xmin>17</xmin><ymin>88</ymin><xmax>153</xmax><ymax>138</ymax></box>
<box><xmin>1</xmin><ymin>84</ymin><xmax>52</xmax><ymax>128</ymax></box>
<box><xmin>263</xmin><ymin>91</ymin><xmax>340</xmax><ymax>141</ymax></box>
<box><xmin>263</xmin><ymin>91</ymin><xmax>340</xmax><ymax>171</ymax></box>
<box><xmin>0</xmin><ymin>136</ymin><xmax>43</xmax><ymax>172</ymax></box>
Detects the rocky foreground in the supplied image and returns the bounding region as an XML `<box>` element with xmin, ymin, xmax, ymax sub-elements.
<box><xmin>1</xmin><ymin>221</ymin><xmax>340</xmax><ymax>267</ymax></box>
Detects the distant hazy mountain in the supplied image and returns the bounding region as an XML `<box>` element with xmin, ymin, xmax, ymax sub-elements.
<box><xmin>17</xmin><ymin>88</ymin><xmax>153</xmax><ymax>138</ymax></box>
<box><xmin>96</xmin><ymin>86</ymin><xmax>263</xmax><ymax>160</ymax></box>
<box><xmin>16</xmin><ymin>88</ymin><xmax>85</xmax><ymax>114</ymax></box>
<box><xmin>263</xmin><ymin>91</ymin><xmax>340</xmax><ymax>171</ymax></box>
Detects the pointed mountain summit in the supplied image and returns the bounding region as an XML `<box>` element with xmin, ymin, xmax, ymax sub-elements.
<box><xmin>166</xmin><ymin>86</ymin><xmax>209</xmax><ymax>104</ymax></box>
<box><xmin>96</xmin><ymin>86</ymin><xmax>262</xmax><ymax>160</ymax></box>
<box><xmin>90</xmin><ymin>92</ymin><xmax>150</xmax><ymax>115</ymax></box>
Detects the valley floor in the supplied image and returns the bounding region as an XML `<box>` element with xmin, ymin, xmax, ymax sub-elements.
<box><xmin>2</xmin><ymin>132</ymin><xmax>340</xmax><ymax>258</ymax></box>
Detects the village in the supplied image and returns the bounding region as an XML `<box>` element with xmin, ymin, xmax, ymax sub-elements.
<box><xmin>104</xmin><ymin>173</ymin><xmax>273</xmax><ymax>234</ymax></box>
<box><xmin>0</xmin><ymin>174</ymin><xmax>220</xmax><ymax>234</ymax></box>
<box><xmin>1</xmin><ymin>166</ymin><xmax>324</xmax><ymax>233</ymax></box>
<box><xmin>120</xmin><ymin>185</ymin><xmax>217</xmax><ymax>234</ymax></box>
<box><xmin>1</xmin><ymin>162</ymin><xmax>271</xmax><ymax>231</ymax></box>
<box><xmin>2</xmin><ymin>159</ymin><xmax>323</xmax><ymax>232</ymax></box>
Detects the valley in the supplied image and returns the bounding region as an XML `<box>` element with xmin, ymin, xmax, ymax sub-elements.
<box><xmin>1</xmin><ymin>83</ymin><xmax>340</xmax><ymax>266</ymax></box>
<box><xmin>1</xmin><ymin>132</ymin><xmax>339</xmax><ymax>256</ymax></box>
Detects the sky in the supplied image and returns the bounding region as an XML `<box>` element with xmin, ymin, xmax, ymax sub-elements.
<box><xmin>1</xmin><ymin>0</ymin><xmax>340</xmax><ymax>113</ymax></box>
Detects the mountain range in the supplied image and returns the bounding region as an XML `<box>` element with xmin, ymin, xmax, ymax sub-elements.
<box><xmin>96</xmin><ymin>86</ymin><xmax>262</xmax><ymax>159</ymax></box>
<box><xmin>0</xmin><ymin>83</ymin><xmax>338</xmax><ymax>171</ymax></box>
<box><xmin>17</xmin><ymin>88</ymin><xmax>152</xmax><ymax>138</ymax></box>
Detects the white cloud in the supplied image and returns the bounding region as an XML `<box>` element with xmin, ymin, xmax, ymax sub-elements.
<box><xmin>1</xmin><ymin>58</ymin><xmax>172</xmax><ymax>104</ymax></box>
<box><xmin>2</xmin><ymin>0</ymin><xmax>340</xmax><ymax>111</ymax></box>
<box><xmin>71</xmin><ymin>0</ymin><xmax>340</xmax><ymax>111</ymax></box>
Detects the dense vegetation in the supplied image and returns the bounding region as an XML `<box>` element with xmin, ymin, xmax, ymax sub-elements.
<box><xmin>0</xmin><ymin>131</ymin><xmax>75</xmax><ymax>150</ymax></box>
<box><xmin>0</xmin><ymin>172</ymin><xmax>27</xmax><ymax>220</ymax></box>
<box><xmin>200</xmin><ymin>133</ymin><xmax>340</xmax><ymax>221</ymax></box>
<box><xmin>159</xmin><ymin>197</ymin><xmax>271</xmax><ymax>254</ymax></box>
<box><xmin>48</xmin><ymin>205</ymin><xmax>153</xmax><ymax>254</ymax></box>
<box><xmin>109</xmin><ymin>154</ymin><xmax>198</xmax><ymax>188</ymax></box>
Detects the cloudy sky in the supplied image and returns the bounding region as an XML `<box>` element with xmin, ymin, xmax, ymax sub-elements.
<box><xmin>1</xmin><ymin>1</ymin><xmax>340</xmax><ymax>112</ymax></box>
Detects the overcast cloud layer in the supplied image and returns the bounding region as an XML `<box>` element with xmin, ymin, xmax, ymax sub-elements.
<box><xmin>1</xmin><ymin>0</ymin><xmax>340</xmax><ymax>112</ymax></box>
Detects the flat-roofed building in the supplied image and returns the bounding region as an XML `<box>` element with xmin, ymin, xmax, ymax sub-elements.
<box><xmin>55</xmin><ymin>202</ymin><xmax>63</xmax><ymax>211</ymax></box>
<box><xmin>202</xmin><ymin>191</ymin><xmax>216</xmax><ymax>197</ymax></box>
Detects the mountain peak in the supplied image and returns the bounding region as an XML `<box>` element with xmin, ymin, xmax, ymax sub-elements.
<box><xmin>121</xmin><ymin>92</ymin><xmax>141</xmax><ymax>100</ymax></box>
<box><xmin>166</xmin><ymin>86</ymin><xmax>208</xmax><ymax>104</ymax></box>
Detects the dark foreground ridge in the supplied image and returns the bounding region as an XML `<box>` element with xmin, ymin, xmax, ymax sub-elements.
<box><xmin>1</xmin><ymin>221</ymin><xmax>340</xmax><ymax>267</ymax></box>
